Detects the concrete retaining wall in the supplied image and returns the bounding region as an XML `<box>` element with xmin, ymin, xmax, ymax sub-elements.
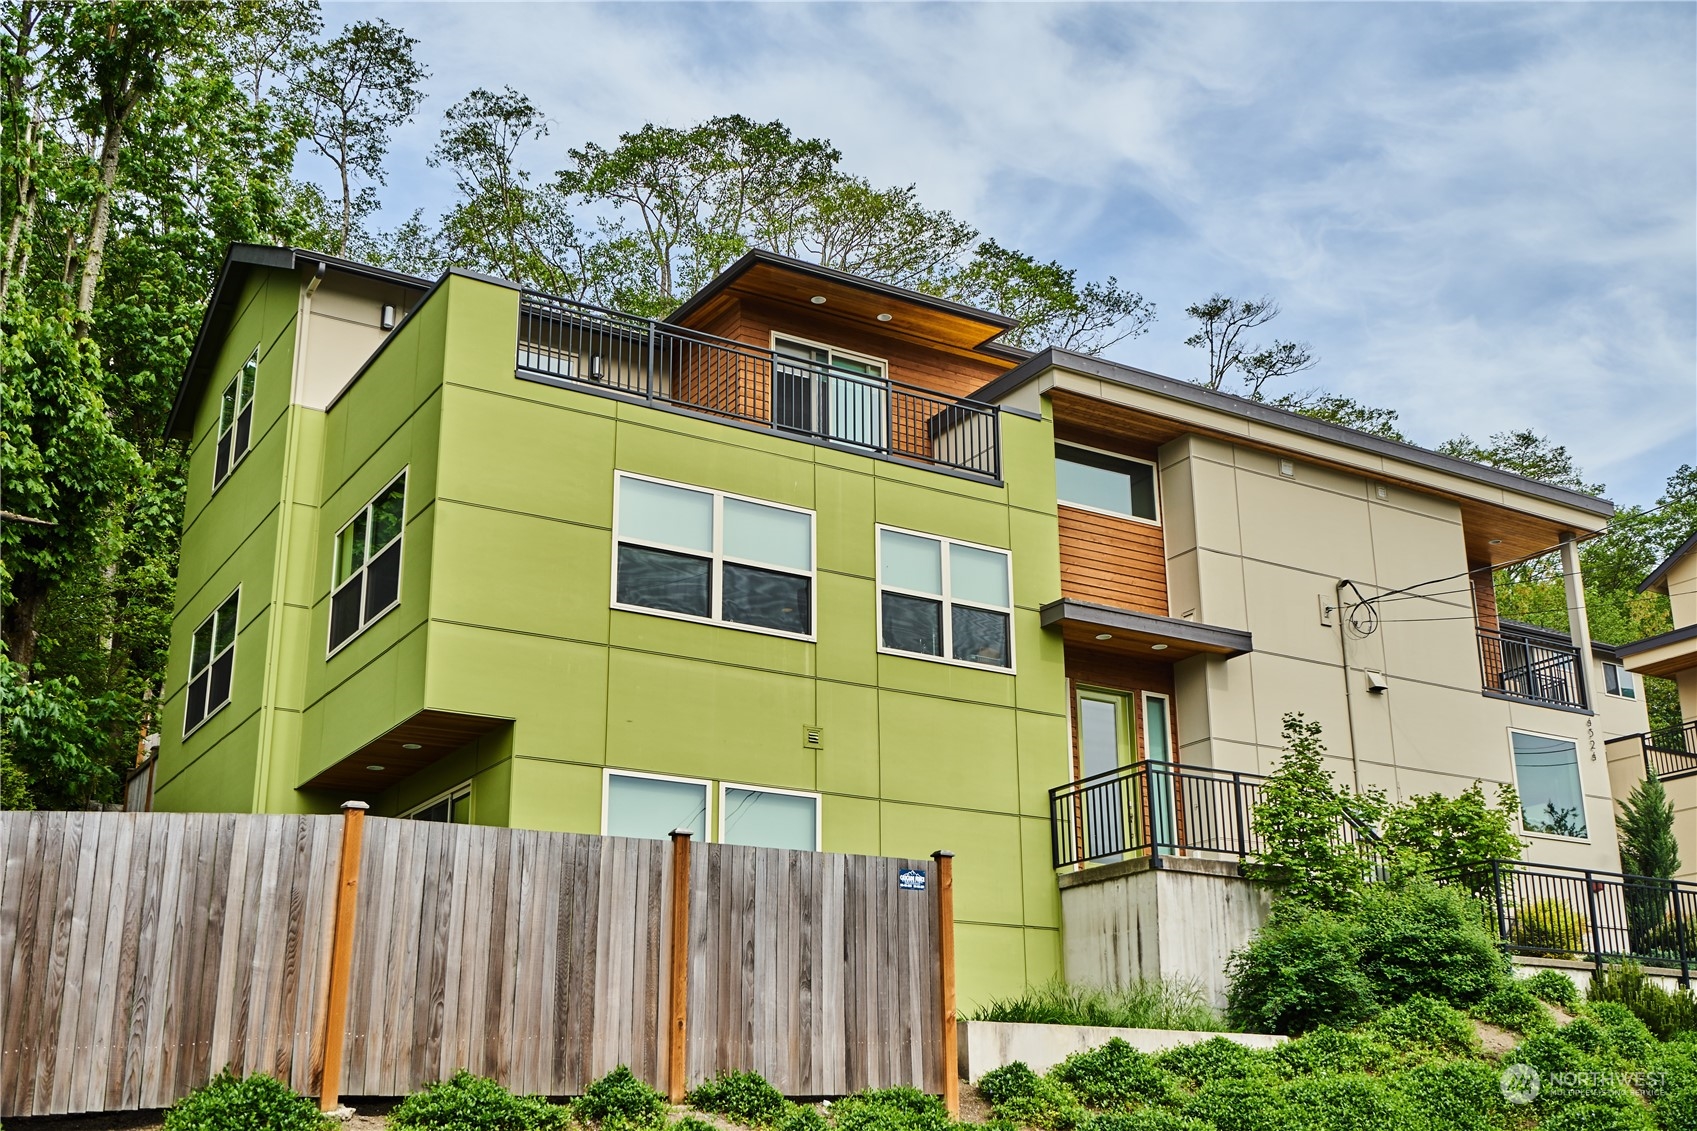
<box><xmin>1511</xmin><ymin>956</ymin><xmax>1690</xmax><ymax>997</ymax></box>
<box><xmin>958</xmin><ymin>1020</ymin><xmax>1285</xmax><ymax>1082</ymax></box>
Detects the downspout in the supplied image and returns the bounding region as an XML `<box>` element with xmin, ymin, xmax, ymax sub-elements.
<box><xmin>1334</xmin><ymin>579</ymin><xmax>1365</xmax><ymax>794</ymax></box>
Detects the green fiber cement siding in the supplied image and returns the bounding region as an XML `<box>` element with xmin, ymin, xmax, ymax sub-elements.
<box><xmin>159</xmin><ymin>269</ymin><xmax>1070</xmax><ymax>1006</ymax></box>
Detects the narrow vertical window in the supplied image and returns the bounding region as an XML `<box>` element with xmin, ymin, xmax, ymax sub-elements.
<box><xmin>329</xmin><ymin>471</ymin><xmax>407</xmax><ymax>654</ymax></box>
<box><xmin>213</xmin><ymin>349</ymin><xmax>259</xmax><ymax>490</ymax></box>
<box><xmin>184</xmin><ymin>589</ymin><xmax>240</xmax><ymax>736</ymax></box>
<box><xmin>877</xmin><ymin>527</ymin><xmax>1013</xmax><ymax>669</ymax></box>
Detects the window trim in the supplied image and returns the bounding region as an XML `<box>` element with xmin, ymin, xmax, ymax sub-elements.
<box><xmin>601</xmin><ymin>768</ymin><xmax>714</xmax><ymax>841</ymax></box>
<box><xmin>183</xmin><ymin>585</ymin><xmax>241</xmax><ymax>739</ymax></box>
<box><xmin>769</xmin><ymin>331</ymin><xmax>888</xmax><ymax>379</ymax></box>
<box><xmin>717</xmin><ymin>780</ymin><xmax>822</xmax><ymax>851</ymax></box>
<box><xmin>1602</xmin><ymin>660</ymin><xmax>1637</xmax><ymax>700</ymax></box>
<box><xmin>325</xmin><ymin>469</ymin><xmax>409</xmax><ymax>659</ymax></box>
<box><xmin>400</xmin><ymin>781</ymin><xmax>473</xmax><ymax>822</ymax></box>
<box><xmin>610</xmin><ymin>471</ymin><xmax>818</xmax><ymax>642</ymax></box>
<box><xmin>211</xmin><ymin>347</ymin><xmax>260</xmax><ymax>493</ymax></box>
<box><xmin>875</xmin><ymin>523</ymin><xmax>1017</xmax><ymax>674</ymax></box>
<box><xmin>1507</xmin><ymin>726</ymin><xmax>1590</xmax><ymax>843</ymax></box>
<box><xmin>1074</xmin><ymin>685</ymin><xmax>1133</xmax><ymax>779</ymax></box>
<box><xmin>1142</xmin><ymin>691</ymin><xmax>1174</xmax><ymax>762</ymax></box>
<box><xmin>1055</xmin><ymin>441</ymin><xmax>1161</xmax><ymax>527</ymax></box>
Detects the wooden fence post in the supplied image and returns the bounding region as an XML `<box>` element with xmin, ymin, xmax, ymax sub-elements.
<box><xmin>319</xmin><ymin>801</ymin><xmax>368</xmax><ymax>1113</ymax></box>
<box><xmin>667</xmin><ymin>829</ymin><xmax>694</xmax><ymax>1104</ymax></box>
<box><xmin>932</xmin><ymin>850</ymin><xmax>957</xmax><ymax>1119</ymax></box>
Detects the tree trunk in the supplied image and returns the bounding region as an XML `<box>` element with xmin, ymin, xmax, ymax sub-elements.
<box><xmin>339</xmin><ymin>156</ymin><xmax>351</xmax><ymax>256</ymax></box>
<box><xmin>74</xmin><ymin>112</ymin><xmax>127</xmax><ymax>323</ymax></box>
<box><xmin>3</xmin><ymin>589</ymin><xmax>47</xmax><ymax>674</ymax></box>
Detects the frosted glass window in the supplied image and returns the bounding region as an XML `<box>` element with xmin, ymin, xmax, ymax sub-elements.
<box><xmin>619</xmin><ymin>478</ymin><xmax>713</xmax><ymax>551</ymax></box>
<box><xmin>950</xmin><ymin>544</ymin><xmax>1010</xmax><ymax>607</ymax></box>
<box><xmin>880</xmin><ymin>530</ymin><xmax>942</xmax><ymax>595</ymax></box>
<box><xmin>606</xmin><ymin>773</ymin><xmax>708</xmax><ymax>841</ymax></box>
<box><xmin>1144</xmin><ymin>695</ymin><xmax>1172</xmax><ymax>762</ymax></box>
<box><xmin>724</xmin><ymin>497</ymin><xmax>811</xmax><ymax>570</ymax></box>
<box><xmin>1512</xmin><ymin>732</ymin><xmax>1587</xmax><ymax>838</ymax></box>
<box><xmin>1057</xmin><ymin>446</ymin><xmax>1158</xmax><ymax>522</ymax></box>
<box><xmin>723</xmin><ymin>787</ymin><xmax>817</xmax><ymax>850</ymax></box>
<box><xmin>1078</xmin><ymin>696</ymin><xmax>1123</xmax><ymax>779</ymax></box>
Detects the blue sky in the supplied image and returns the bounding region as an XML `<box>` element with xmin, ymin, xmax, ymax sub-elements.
<box><xmin>324</xmin><ymin>2</ymin><xmax>1696</xmax><ymax>507</ymax></box>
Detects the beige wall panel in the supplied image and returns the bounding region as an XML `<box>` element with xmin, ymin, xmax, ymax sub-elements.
<box><xmin>301</xmin><ymin>314</ymin><xmax>391</xmax><ymax>409</ymax></box>
<box><xmin>1156</xmin><ymin>448</ymin><xmax>1198</xmax><ymax>555</ymax></box>
<box><xmin>1591</xmin><ymin>662</ymin><xmax>1651</xmax><ymax>741</ymax></box>
<box><xmin>1241</xmin><ymin>559</ymin><xmax>1354</xmax><ymax>667</ymax></box>
<box><xmin>1243</xmin><ymin>651</ymin><xmax>1351</xmax><ymax>752</ymax></box>
<box><xmin>1234</xmin><ymin>470</ymin><xmax>1376</xmax><ymax>581</ymax></box>
<box><xmin>1165</xmin><ymin>548</ymin><xmax>1201</xmax><ymax>623</ymax></box>
<box><xmin>1379</xmin><ymin>679</ymin><xmax>1516</xmax><ymax>781</ymax></box>
<box><xmin>1187</xmin><ymin>450</ymin><xmax>1244</xmax><ymax>555</ymax></box>
<box><xmin>1194</xmin><ymin>549</ymin><xmax>1249</xmax><ymax>630</ymax></box>
<box><xmin>1678</xmin><ymin>670</ymin><xmax>1697</xmax><ymax>722</ymax></box>
<box><xmin>1200</xmin><ymin>655</ymin><xmax>1259</xmax><ymax>748</ymax></box>
<box><xmin>1364</xmin><ymin>499</ymin><xmax>1466</xmax><ymax>590</ymax></box>
<box><xmin>1667</xmin><ymin>556</ymin><xmax>1697</xmax><ymax>627</ymax></box>
<box><xmin>1375</xmin><ymin>610</ymin><xmax>1484</xmax><ymax>691</ymax></box>
<box><xmin>1234</xmin><ymin>445</ymin><xmax>1371</xmax><ymax>502</ymax></box>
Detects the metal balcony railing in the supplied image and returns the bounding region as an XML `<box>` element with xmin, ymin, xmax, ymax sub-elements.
<box><xmin>1477</xmin><ymin>625</ymin><xmax>1586</xmax><ymax>710</ymax></box>
<box><xmin>515</xmin><ymin>290</ymin><xmax>1001</xmax><ymax>480</ymax></box>
<box><xmin>1447</xmin><ymin>859</ymin><xmax>1697</xmax><ymax>980</ymax></box>
<box><xmin>1640</xmin><ymin>720</ymin><xmax>1697</xmax><ymax>781</ymax></box>
<box><xmin>1047</xmin><ymin>760</ymin><xmax>1380</xmax><ymax>869</ymax></box>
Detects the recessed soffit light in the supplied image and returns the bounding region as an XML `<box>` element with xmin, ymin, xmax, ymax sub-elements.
<box><xmin>365</xmin><ymin>764</ymin><xmax>386</xmax><ymax>772</ymax></box>
<box><xmin>1094</xmin><ymin>633</ymin><xmax>1113</xmax><ymax>641</ymax></box>
<box><xmin>402</xmin><ymin>742</ymin><xmax>423</xmax><ymax>750</ymax></box>
<box><xmin>810</xmin><ymin>295</ymin><xmax>827</xmax><ymax>304</ymax></box>
<box><xmin>1489</xmin><ymin>539</ymin><xmax>1504</xmax><ymax>546</ymax></box>
<box><xmin>876</xmin><ymin>313</ymin><xmax>893</xmax><ymax>322</ymax></box>
<box><xmin>1151</xmin><ymin>643</ymin><xmax>1169</xmax><ymax>651</ymax></box>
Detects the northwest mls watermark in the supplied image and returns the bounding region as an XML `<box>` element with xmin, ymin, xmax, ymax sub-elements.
<box><xmin>1499</xmin><ymin>1063</ymin><xmax>1665</xmax><ymax>1105</ymax></box>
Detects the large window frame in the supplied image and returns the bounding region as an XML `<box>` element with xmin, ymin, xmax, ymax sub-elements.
<box><xmin>718</xmin><ymin>780</ymin><xmax>822</xmax><ymax>851</ymax></box>
<box><xmin>327</xmin><ymin>470</ymin><xmax>408</xmax><ymax>657</ymax></box>
<box><xmin>1055</xmin><ymin>441</ymin><xmax>1160</xmax><ymax>526</ymax></box>
<box><xmin>611</xmin><ymin>472</ymin><xmax>817</xmax><ymax>642</ymax></box>
<box><xmin>212</xmin><ymin>347</ymin><xmax>259</xmax><ymax>491</ymax></box>
<box><xmin>602</xmin><ymin>768</ymin><xmax>713</xmax><ymax>842</ymax></box>
<box><xmin>1509</xmin><ymin>728</ymin><xmax>1590</xmax><ymax>842</ymax></box>
<box><xmin>402</xmin><ymin>781</ymin><xmax>472</xmax><ymax>824</ymax></box>
<box><xmin>1602</xmin><ymin>661</ymin><xmax>1637</xmax><ymax>700</ymax></box>
<box><xmin>770</xmin><ymin>332</ymin><xmax>890</xmax><ymax>449</ymax></box>
<box><xmin>183</xmin><ymin>586</ymin><xmax>240</xmax><ymax>738</ymax></box>
<box><xmin>875</xmin><ymin>524</ymin><xmax>1016</xmax><ymax>673</ymax></box>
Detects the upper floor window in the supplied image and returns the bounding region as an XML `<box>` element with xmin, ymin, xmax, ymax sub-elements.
<box><xmin>720</xmin><ymin>782</ymin><xmax>820</xmax><ymax>851</ymax></box>
<box><xmin>601</xmin><ymin>769</ymin><xmax>820</xmax><ymax>851</ymax></box>
<box><xmin>213</xmin><ymin>348</ymin><xmax>258</xmax><ymax>490</ymax></box>
<box><xmin>1603</xmin><ymin>661</ymin><xmax>1636</xmax><ymax>699</ymax></box>
<box><xmin>1056</xmin><ymin>444</ymin><xmax>1158</xmax><ymax>523</ymax></box>
<box><xmin>613</xmin><ymin>473</ymin><xmax>814</xmax><ymax>638</ymax></box>
<box><xmin>877</xmin><ymin>526</ymin><xmax>1013</xmax><ymax>670</ymax></box>
<box><xmin>772</xmin><ymin>335</ymin><xmax>887</xmax><ymax>450</ymax></box>
<box><xmin>329</xmin><ymin>471</ymin><xmax>406</xmax><ymax>655</ymax></box>
<box><xmin>1510</xmin><ymin>730</ymin><xmax>1588</xmax><ymax>839</ymax></box>
<box><xmin>184</xmin><ymin>588</ymin><xmax>239</xmax><ymax>737</ymax></box>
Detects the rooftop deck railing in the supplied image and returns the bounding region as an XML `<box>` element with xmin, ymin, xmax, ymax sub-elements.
<box><xmin>516</xmin><ymin>289</ymin><xmax>1001</xmax><ymax>479</ymax></box>
<box><xmin>1477</xmin><ymin>625</ymin><xmax>1586</xmax><ymax>711</ymax></box>
<box><xmin>1644</xmin><ymin>720</ymin><xmax>1697</xmax><ymax>782</ymax></box>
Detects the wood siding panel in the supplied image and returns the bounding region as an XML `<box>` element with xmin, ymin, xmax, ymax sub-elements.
<box><xmin>1058</xmin><ymin>505</ymin><xmax>1169</xmax><ymax>616</ymax></box>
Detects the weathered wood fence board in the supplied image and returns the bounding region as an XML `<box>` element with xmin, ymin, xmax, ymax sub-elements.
<box><xmin>0</xmin><ymin>811</ymin><xmax>950</xmax><ymax>1118</ymax></box>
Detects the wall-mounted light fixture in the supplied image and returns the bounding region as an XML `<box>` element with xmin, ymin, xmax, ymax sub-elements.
<box><xmin>381</xmin><ymin>304</ymin><xmax>396</xmax><ymax>330</ymax></box>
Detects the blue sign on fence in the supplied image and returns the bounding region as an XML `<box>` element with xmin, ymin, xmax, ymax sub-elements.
<box><xmin>898</xmin><ymin>868</ymin><xmax>927</xmax><ymax>891</ymax></box>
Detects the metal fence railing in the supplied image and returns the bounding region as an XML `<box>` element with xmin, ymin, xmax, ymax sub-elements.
<box><xmin>516</xmin><ymin>290</ymin><xmax>1001</xmax><ymax>479</ymax></box>
<box><xmin>1645</xmin><ymin>720</ymin><xmax>1697</xmax><ymax>782</ymax></box>
<box><xmin>1047</xmin><ymin>760</ymin><xmax>1379</xmax><ymax>870</ymax></box>
<box><xmin>1477</xmin><ymin>625</ymin><xmax>1586</xmax><ymax>710</ymax></box>
<box><xmin>1450</xmin><ymin>859</ymin><xmax>1697</xmax><ymax>980</ymax></box>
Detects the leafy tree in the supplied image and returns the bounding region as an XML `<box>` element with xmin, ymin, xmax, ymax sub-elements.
<box><xmin>1437</xmin><ymin>429</ymin><xmax>1604</xmax><ymax>495</ymax></box>
<box><xmin>293</xmin><ymin>17</ymin><xmax>427</xmax><ymax>254</ymax></box>
<box><xmin>1269</xmin><ymin>389</ymin><xmax>1406</xmax><ymax>442</ymax></box>
<box><xmin>945</xmin><ymin>238</ymin><xmax>1154</xmax><ymax>353</ymax></box>
<box><xmin>777</xmin><ymin>175</ymin><xmax>975</xmax><ymax>292</ymax></box>
<box><xmin>1183</xmin><ymin>293</ymin><xmax>1316</xmax><ymax>396</ymax></box>
<box><xmin>1379</xmin><ymin>781</ymin><xmax>1523</xmax><ymax>893</ymax></box>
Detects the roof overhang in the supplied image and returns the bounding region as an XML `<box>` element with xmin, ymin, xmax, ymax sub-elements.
<box><xmin>1617</xmin><ymin>624</ymin><xmax>1697</xmax><ymax>678</ymax></box>
<box><xmin>298</xmin><ymin>708</ymin><xmax>511</xmax><ymax>796</ymax></box>
<box><xmin>166</xmin><ymin>244</ymin><xmax>428</xmax><ymax>441</ymax></box>
<box><xmin>665</xmin><ymin>248</ymin><xmax>1017</xmax><ymax>356</ymax></box>
<box><xmin>1040</xmin><ymin>598</ymin><xmax>1252</xmax><ymax>663</ymax></box>
<box><xmin>1640</xmin><ymin>531</ymin><xmax>1697</xmax><ymax>595</ymax></box>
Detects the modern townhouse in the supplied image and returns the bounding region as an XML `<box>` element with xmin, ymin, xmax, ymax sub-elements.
<box><xmin>148</xmin><ymin>244</ymin><xmax>1639</xmax><ymax>1005</ymax></box>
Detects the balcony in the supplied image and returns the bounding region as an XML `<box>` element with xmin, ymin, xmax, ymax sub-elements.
<box><xmin>1477</xmin><ymin>625</ymin><xmax>1586</xmax><ymax>711</ymax></box>
<box><xmin>1643</xmin><ymin>720</ymin><xmax>1697</xmax><ymax>781</ymax></box>
<box><xmin>516</xmin><ymin>290</ymin><xmax>1001</xmax><ymax>480</ymax></box>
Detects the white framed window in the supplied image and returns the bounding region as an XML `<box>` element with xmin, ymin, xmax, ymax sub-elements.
<box><xmin>876</xmin><ymin>525</ymin><xmax>1014</xmax><ymax>671</ymax></box>
<box><xmin>603</xmin><ymin>769</ymin><xmax>711</xmax><ymax>842</ymax></box>
<box><xmin>719</xmin><ymin>782</ymin><xmax>820</xmax><ymax>851</ymax></box>
<box><xmin>1142</xmin><ymin>692</ymin><xmax>1174</xmax><ymax>763</ymax></box>
<box><xmin>403</xmin><ymin>782</ymin><xmax>472</xmax><ymax>824</ymax></box>
<box><xmin>1056</xmin><ymin>443</ymin><xmax>1159</xmax><ymax>524</ymax></box>
<box><xmin>212</xmin><ymin>348</ymin><xmax>259</xmax><ymax>490</ymax></box>
<box><xmin>1509</xmin><ymin>729</ymin><xmax>1588</xmax><ymax>840</ymax></box>
<box><xmin>1602</xmin><ymin>661</ymin><xmax>1636</xmax><ymax>700</ymax></box>
<box><xmin>328</xmin><ymin>470</ymin><xmax>407</xmax><ymax>656</ymax></box>
<box><xmin>184</xmin><ymin>587</ymin><xmax>240</xmax><ymax>737</ymax></box>
<box><xmin>771</xmin><ymin>333</ymin><xmax>889</xmax><ymax>449</ymax></box>
<box><xmin>613</xmin><ymin>472</ymin><xmax>815</xmax><ymax>639</ymax></box>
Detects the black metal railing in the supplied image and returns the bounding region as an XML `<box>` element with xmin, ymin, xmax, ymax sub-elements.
<box><xmin>1645</xmin><ymin>721</ymin><xmax>1697</xmax><ymax>781</ymax></box>
<box><xmin>1477</xmin><ymin>626</ymin><xmax>1586</xmax><ymax>710</ymax></box>
<box><xmin>515</xmin><ymin>290</ymin><xmax>1001</xmax><ymax>479</ymax></box>
<box><xmin>1047</xmin><ymin>761</ymin><xmax>1380</xmax><ymax>869</ymax></box>
<box><xmin>1452</xmin><ymin>859</ymin><xmax>1697</xmax><ymax>980</ymax></box>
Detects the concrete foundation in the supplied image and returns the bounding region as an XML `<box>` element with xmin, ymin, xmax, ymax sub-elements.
<box><xmin>958</xmin><ymin>1020</ymin><xmax>1285</xmax><ymax>1082</ymax></box>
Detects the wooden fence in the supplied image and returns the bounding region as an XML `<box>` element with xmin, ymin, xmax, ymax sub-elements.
<box><xmin>0</xmin><ymin>807</ymin><xmax>955</xmax><ymax>1118</ymax></box>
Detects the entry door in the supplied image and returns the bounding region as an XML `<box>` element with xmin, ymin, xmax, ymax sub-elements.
<box><xmin>772</xmin><ymin>338</ymin><xmax>826</xmax><ymax>432</ymax></box>
<box><xmin>772</xmin><ymin>337</ymin><xmax>888</xmax><ymax>448</ymax></box>
<box><xmin>1143</xmin><ymin>692</ymin><xmax>1177</xmax><ymax>854</ymax></box>
<box><xmin>1076</xmin><ymin>689</ymin><xmax>1134</xmax><ymax>858</ymax></box>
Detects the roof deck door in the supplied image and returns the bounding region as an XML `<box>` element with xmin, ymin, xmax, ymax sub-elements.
<box><xmin>773</xmin><ymin>337</ymin><xmax>888</xmax><ymax>450</ymax></box>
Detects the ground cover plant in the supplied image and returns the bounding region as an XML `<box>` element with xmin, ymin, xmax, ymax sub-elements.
<box><xmin>388</xmin><ymin>1069</ymin><xmax>570</xmax><ymax>1131</ymax></box>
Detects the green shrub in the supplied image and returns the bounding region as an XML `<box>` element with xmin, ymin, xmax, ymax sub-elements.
<box><xmin>1364</xmin><ymin>994</ymin><xmax>1480</xmax><ymax>1058</ymax></box>
<box><xmin>829</xmin><ymin>1087</ymin><xmax>953</xmax><ymax>1131</ymax></box>
<box><xmin>669</xmin><ymin>1120</ymin><xmax>717</xmax><ymax>1131</ymax></box>
<box><xmin>1181</xmin><ymin>1077</ymin><xmax>1290</xmax><ymax>1131</ymax></box>
<box><xmin>1388</xmin><ymin>1059</ymin><xmax>1507</xmax><ymax>1131</ymax></box>
<box><xmin>1224</xmin><ymin>904</ymin><xmax>1377</xmax><ymax>1034</ymax></box>
<box><xmin>1351</xmin><ymin>882</ymin><xmax>1508</xmax><ymax>1007</ymax></box>
<box><xmin>1270</xmin><ymin>1027</ymin><xmax>1395</xmax><ymax>1079</ymax></box>
<box><xmin>574</xmin><ymin>1066</ymin><xmax>668</xmax><ymax>1131</ymax></box>
<box><xmin>1585</xmin><ymin>1001</ymin><xmax>1660</xmax><ymax>1067</ymax></box>
<box><xmin>1525</xmin><ymin>968</ymin><xmax>1583</xmax><ymax>1010</ymax></box>
<box><xmin>772</xmin><ymin>1106</ymin><xmax>828</xmax><ymax>1131</ymax></box>
<box><xmin>1657</xmin><ymin>1085</ymin><xmax>1697</xmax><ymax>1130</ymax></box>
<box><xmin>1279</xmin><ymin>1074</ymin><xmax>1423</xmax><ymax>1131</ymax></box>
<box><xmin>389</xmin><ymin>1070</ymin><xmax>571</xmax><ymax>1131</ymax></box>
<box><xmin>976</xmin><ymin>1061</ymin><xmax>1085</xmax><ymax>1130</ymax></box>
<box><xmin>977</xmin><ymin>1061</ymin><xmax>1046</xmax><ymax>1106</ymax></box>
<box><xmin>1538</xmin><ymin>1104</ymin><xmax>1657</xmax><ymax>1131</ymax></box>
<box><xmin>1646</xmin><ymin>1040</ymin><xmax>1697</xmax><ymax>1100</ymax></box>
<box><xmin>1506</xmin><ymin>1032</ymin><xmax>1637</xmax><ymax>1111</ymax></box>
<box><xmin>1510</xmin><ymin>897</ymin><xmax>1587</xmax><ymax>958</ymax></box>
<box><xmin>1051</xmin><ymin>1038</ymin><xmax>1181</xmax><ymax>1110</ymax></box>
<box><xmin>1076</xmin><ymin>1112</ymin><xmax>1213</xmax><ymax>1131</ymax></box>
<box><xmin>1151</xmin><ymin>1038</ymin><xmax>1274</xmax><ymax>1089</ymax></box>
<box><xmin>1591</xmin><ymin>960</ymin><xmax>1697</xmax><ymax>1040</ymax></box>
<box><xmin>163</xmin><ymin>1069</ymin><xmax>330</xmax><ymax>1131</ymax></box>
<box><xmin>685</xmin><ymin>1070</ymin><xmax>787</xmax><ymax>1126</ymax></box>
<box><xmin>1471</xmin><ymin>979</ymin><xmax>1552</xmax><ymax>1034</ymax></box>
<box><xmin>968</xmin><ymin>978</ymin><xmax>1222</xmax><ymax>1032</ymax></box>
